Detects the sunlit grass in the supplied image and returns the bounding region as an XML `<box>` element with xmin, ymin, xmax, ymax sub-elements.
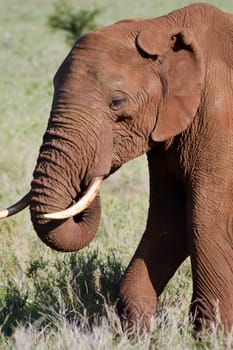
<box><xmin>1</xmin><ymin>0</ymin><xmax>233</xmax><ymax>348</ymax></box>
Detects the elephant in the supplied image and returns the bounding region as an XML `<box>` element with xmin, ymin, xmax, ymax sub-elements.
<box><xmin>1</xmin><ymin>2</ymin><xmax>233</xmax><ymax>333</ymax></box>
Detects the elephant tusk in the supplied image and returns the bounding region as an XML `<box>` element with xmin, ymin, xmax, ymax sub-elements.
<box><xmin>43</xmin><ymin>176</ymin><xmax>103</xmax><ymax>220</ymax></box>
<box><xmin>0</xmin><ymin>192</ymin><xmax>31</xmax><ymax>219</ymax></box>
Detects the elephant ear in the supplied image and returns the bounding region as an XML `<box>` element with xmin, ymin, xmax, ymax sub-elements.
<box><xmin>136</xmin><ymin>27</ymin><xmax>204</xmax><ymax>141</ymax></box>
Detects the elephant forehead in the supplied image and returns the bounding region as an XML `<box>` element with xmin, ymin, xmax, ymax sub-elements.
<box><xmin>74</xmin><ymin>26</ymin><xmax>138</xmax><ymax>51</ymax></box>
<box><xmin>73</xmin><ymin>31</ymin><xmax>145</xmax><ymax>71</ymax></box>
<box><xmin>67</xmin><ymin>51</ymin><xmax>142</xmax><ymax>87</ymax></box>
<box><xmin>80</xmin><ymin>58</ymin><xmax>147</xmax><ymax>94</ymax></box>
<box><xmin>56</xmin><ymin>54</ymin><xmax>125</xmax><ymax>90</ymax></box>
<box><xmin>54</xmin><ymin>30</ymin><xmax>151</xmax><ymax>97</ymax></box>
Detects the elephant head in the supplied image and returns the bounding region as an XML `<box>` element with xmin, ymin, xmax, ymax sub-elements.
<box><xmin>1</xmin><ymin>5</ymin><xmax>204</xmax><ymax>252</ymax></box>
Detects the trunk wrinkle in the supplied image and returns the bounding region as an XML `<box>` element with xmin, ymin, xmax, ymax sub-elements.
<box><xmin>32</xmin><ymin>195</ymin><xmax>101</xmax><ymax>252</ymax></box>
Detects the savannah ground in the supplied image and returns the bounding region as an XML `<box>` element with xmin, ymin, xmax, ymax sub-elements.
<box><xmin>0</xmin><ymin>0</ymin><xmax>233</xmax><ymax>348</ymax></box>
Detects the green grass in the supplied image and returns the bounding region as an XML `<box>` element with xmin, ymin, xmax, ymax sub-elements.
<box><xmin>0</xmin><ymin>0</ymin><xmax>233</xmax><ymax>348</ymax></box>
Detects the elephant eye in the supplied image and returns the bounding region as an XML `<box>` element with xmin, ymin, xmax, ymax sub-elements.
<box><xmin>109</xmin><ymin>96</ymin><xmax>127</xmax><ymax>110</ymax></box>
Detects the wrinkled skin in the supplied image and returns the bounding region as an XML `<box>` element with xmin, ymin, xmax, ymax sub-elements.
<box><xmin>30</xmin><ymin>3</ymin><xmax>233</xmax><ymax>333</ymax></box>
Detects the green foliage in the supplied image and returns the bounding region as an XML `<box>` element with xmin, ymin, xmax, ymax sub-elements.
<box><xmin>0</xmin><ymin>279</ymin><xmax>28</xmax><ymax>336</ymax></box>
<box><xmin>48</xmin><ymin>2</ymin><xmax>103</xmax><ymax>44</ymax></box>
<box><xmin>27</xmin><ymin>249</ymin><xmax>124</xmax><ymax>319</ymax></box>
<box><xmin>0</xmin><ymin>249</ymin><xmax>124</xmax><ymax>337</ymax></box>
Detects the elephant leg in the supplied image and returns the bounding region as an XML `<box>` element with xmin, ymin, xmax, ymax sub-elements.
<box><xmin>117</xmin><ymin>150</ymin><xmax>189</xmax><ymax>332</ymax></box>
<box><xmin>188</xmin><ymin>205</ymin><xmax>233</xmax><ymax>333</ymax></box>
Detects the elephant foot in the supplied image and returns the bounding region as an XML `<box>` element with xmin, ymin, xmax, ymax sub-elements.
<box><xmin>116</xmin><ymin>296</ymin><xmax>156</xmax><ymax>335</ymax></box>
<box><xmin>190</xmin><ymin>300</ymin><xmax>233</xmax><ymax>336</ymax></box>
<box><xmin>116</xmin><ymin>257</ymin><xmax>157</xmax><ymax>334</ymax></box>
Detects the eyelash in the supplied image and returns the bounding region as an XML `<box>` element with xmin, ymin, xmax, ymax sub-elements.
<box><xmin>109</xmin><ymin>98</ymin><xmax>127</xmax><ymax>109</ymax></box>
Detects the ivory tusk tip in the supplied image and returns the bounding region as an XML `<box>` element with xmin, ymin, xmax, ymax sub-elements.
<box><xmin>0</xmin><ymin>210</ymin><xmax>10</xmax><ymax>219</ymax></box>
<box><xmin>0</xmin><ymin>192</ymin><xmax>31</xmax><ymax>220</ymax></box>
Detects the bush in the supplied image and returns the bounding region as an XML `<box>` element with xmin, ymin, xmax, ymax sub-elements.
<box><xmin>48</xmin><ymin>2</ymin><xmax>103</xmax><ymax>45</ymax></box>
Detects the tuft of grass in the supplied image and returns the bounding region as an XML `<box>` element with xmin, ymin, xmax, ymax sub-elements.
<box><xmin>4</xmin><ymin>303</ymin><xmax>233</xmax><ymax>350</ymax></box>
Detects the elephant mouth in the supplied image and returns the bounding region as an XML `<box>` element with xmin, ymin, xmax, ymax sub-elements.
<box><xmin>0</xmin><ymin>176</ymin><xmax>103</xmax><ymax>220</ymax></box>
<box><xmin>43</xmin><ymin>176</ymin><xmax>103</xmax><ymax>219</ymax></box>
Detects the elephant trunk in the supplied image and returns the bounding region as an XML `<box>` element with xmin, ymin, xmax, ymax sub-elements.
<box><xmin>30</xmin><ymin>113</ymin><xmax>112</xmax><ymax>252</ymax></box>
<box><xmin>30</xmin><ymin>195</ymin><xmax>101</xmax><ymax>252</ymax></box>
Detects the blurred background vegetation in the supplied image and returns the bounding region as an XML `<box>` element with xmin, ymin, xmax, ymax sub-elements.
<box><xmin>0</xmin><ymin>0</ymin><xmax>232</xmax><ymax>348</ymax></box>
<box><xmin>48</xmin><ymin>1</ymin><xmax>103</xmax><ymax>44</ymax></box>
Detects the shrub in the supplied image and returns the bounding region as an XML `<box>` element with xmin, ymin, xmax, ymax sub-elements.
<box><xmin>48</xmin><ymin>1</ymin><xmax>103</xmax><ymax>45</ymax></box>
